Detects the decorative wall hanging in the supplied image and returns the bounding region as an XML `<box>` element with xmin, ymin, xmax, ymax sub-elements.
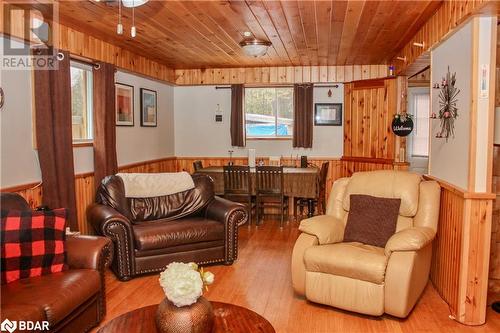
<box><xmin>391</xmin><ymin>113</ymin><xmax>413</xmax><ymax>137</ymax></box>
<box><xmin>115</xmin><ymin>83</ymin><xmax>134</xmax><ymax>126</ymax></box>
<box><xmin>435</xmin><ymin>66</ymin><xmax>460</xmax><ymax>140</ymax></box>
<box><xmin>0</xmin><ymin>87</ymin><xmax>4</xmax><ymax>110</ymax></box>
<box><xmin>140</xmin><ymin>88</ymin><xmax>157</xmax><ymax>127</ymax></box>
<box><xmin>314</xmin><ymin>103</ymin><xmax>342</xmax><ymax>126</ymax></box>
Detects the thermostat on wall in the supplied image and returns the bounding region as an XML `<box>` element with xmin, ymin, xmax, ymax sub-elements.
<box><xmin>215</xmin><ymin>103</ymin><xmax>223</xmax><ymax>122</ymax></box>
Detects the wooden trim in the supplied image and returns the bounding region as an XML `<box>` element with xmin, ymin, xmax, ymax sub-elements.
<box><xmin>117</xmin><ymin>156</ymin><xmax>177</xmax><ymax>171</ymax></box>
<box><xmin>468</xmin><ymin>18</ymin><xmax>480</xmax><ymax>192</ymax></box>
<box><xmin>74</xmin><ymin>171</ymin><xmax>94</xmax><ymax>179</ymax></box>
<box><xmin>1</xmin><ymin>181</ymin><xmax>42</xmax><ymax>193</ymax></box>
<box><xmin>424</xmin><ymin>175</ymin><xmax>496</xmax><ymax>199</ymax></box>
<box><xmin>486</xmin><ymin>16</ymin><xmax>497</xmax><ymax>194</ymax></box>
<box><xmin>352</xmin><ymin>78</ymin><xmax>387</xmax><ymax>89</ymax></box>
<box><xmin>341</xmin><ymin>156</ymin><xmax>394</xmax><ymax>164</ymax></box>
<box><xmin>73</xmin><ymin>141</ymin><xmax>93</xmax><ymax>148</ymax></box>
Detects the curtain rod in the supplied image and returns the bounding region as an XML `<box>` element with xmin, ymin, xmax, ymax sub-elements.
<box><xmin>215</xmin><ymin>83</ymin><xmax>340</xmax><ymax>89</ymax></box>
<box><xmin>70</xmin><ymin>55</ymin><xmax>101</xmax><ymax>69</ymax></box>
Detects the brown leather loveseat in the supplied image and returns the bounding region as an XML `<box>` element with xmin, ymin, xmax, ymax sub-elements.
<box><xmin>1</xmin><ymin>193</ymin><xmax>113</xmax><ymax>333</ymax></box>
<box><xmin>88</xmin><ymin>174</ymin><xmax>247</xmax><ymax>281</ymax></box>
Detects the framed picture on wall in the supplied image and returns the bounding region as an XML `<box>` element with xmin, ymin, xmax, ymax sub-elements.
<box><xmin>115</xmin><ymin>83</ymin><xmax>134</xmax><ymax>126</ymax></box>
<box><xmin>140</xmin><ymin>88</ymin><xmax>157</xmax><ymax>127</ymax></box>
<box><xmin>314</xmin><ymin>103</ymin><xmax>342</xmax><ymax>126</ymax></box>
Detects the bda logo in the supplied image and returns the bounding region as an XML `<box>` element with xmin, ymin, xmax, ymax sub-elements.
<box><xmin>0</xmin><ymin>319</ymin><xmax>17</xmax><ymax>333</ymax></box>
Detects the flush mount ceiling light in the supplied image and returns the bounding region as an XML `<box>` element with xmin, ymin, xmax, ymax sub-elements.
<box><xmin>239</xmin><ymin>32</ymin><xmax>272</xmax><ymax>57</ymax></box>
<box><xmin>121</xmin><ymin>0</ymin><xmax>149</xmax><ymax>8</ymax></box>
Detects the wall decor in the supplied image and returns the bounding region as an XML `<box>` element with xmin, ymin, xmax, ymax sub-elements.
<box><xmin>140</xmin><ymin>88</ymin><xmax>157</xmax><ymax>127</ymax></box>
<box><xmin>436</xmin><ymin>66</ymin><xmax>460</xmax><ymax>140</ymax></box>
<box><xmin>115</xmin><ymin>83</ymin><xmax>134</xmax><ymax>126</ymax></box>
<box><xmin>0</xmin><ymin>87</ymin><xmax>4</xmax><ymax>110</ymax></box>
<box><xmin>314</xmin><ymin>103</ymin><xmax>342</xmax><ymax>126</ymax></box>
<box><xmin>391</xmin><ymin>113</ymin><xmax>414</xmax><ymax>137</ymax></box>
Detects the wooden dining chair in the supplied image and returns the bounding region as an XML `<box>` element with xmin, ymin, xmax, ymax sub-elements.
<box><xmin>223</xmin><ymin>165</ymin><xmax>254</xmax><ymax>224</ymax></box>
<box><xmin>193</xmin><ymin>160</ymin><xmax>203</xmax><ymax>172</ymax></box>
<box><xmin>294</xmin><ymin>162</ymin><xmax>329</xmax><ymax>219</ymax></box>
<box><xmin>255</xmin><ymin>166</ymin><xmax>288</xmax><ymax>228</ymax></box>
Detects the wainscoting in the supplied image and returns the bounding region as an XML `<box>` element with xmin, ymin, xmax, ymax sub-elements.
<box><xmin>426</xmin><ymin>175</ymin><xmax>494</xmax><ymax>325</ymax></box>
<box><xmin>2</xmin><ymin>156</ymin><xmax>405</xmax><ymax>234</ymax></box>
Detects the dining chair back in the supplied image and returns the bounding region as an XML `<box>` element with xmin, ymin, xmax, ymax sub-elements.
<box><xmin>193</xmin><ymin>160</ymin><xmax>203</xmax><ymax>172</ymax></box>
<box><xmin>255</xmin><ymin>166</ymin><xmax>288</xmax><ymax>227</ymax></box>
<box><xmin>223</xmin><ymin>165</ymin><xmax>254</xmax><ymax>223</ymax></box>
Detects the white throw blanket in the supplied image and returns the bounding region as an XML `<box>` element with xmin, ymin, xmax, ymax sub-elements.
<box><xmin>117</xmin><ymin>172</ymin><xmax>195</xmax><ymax>198</ymax></box>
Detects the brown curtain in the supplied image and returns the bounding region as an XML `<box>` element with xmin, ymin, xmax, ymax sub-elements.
<box><xmin>93</xmin><ymin>62</ymin><xmax>118</xmax><ymax>188</ymax></box>
<box><xmin>293</xmin><ymin>83</ymin><xmax>314</xmax><ymax>148</ymax></box>
<box><xmin>34</xmin><ymin>50</ymin><xmax>78</xmax><ymax>230</ymax></box>
<box><xmin>230</xmin><ymin>84</ymin><xmax>245</xmax><ymax>147</ymax></box>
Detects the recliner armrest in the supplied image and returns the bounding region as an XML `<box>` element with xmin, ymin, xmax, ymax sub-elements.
<box><xmin>298</xmin><ymin>215</ymin><xmax>345</xmax><ymax>245</ymax></box>
<box><xmin>66</xmin><ymin>235</ymin><xmax>113</xmax><ymax>271</ymax></box>
<box><xmin>384</xmin><ymin>227</ymin><xmax>436</xmax><ymax>256</ymax></box>
<box><xmin>204</xmin><ymin>196</ymin><xmax>248</xmax><ymax>227</ymax></box>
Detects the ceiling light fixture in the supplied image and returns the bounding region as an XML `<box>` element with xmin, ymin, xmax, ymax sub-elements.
<box><xmin>121</xmin><ymin>0</ymin><xmax>148</xmax><ymax>8</ymax></box>
<box><xmin>239</xmin><ymin>32</ymin><xmax>272</xmax><ymax>58</ymax></box>
<box><xmin>117</xmin><ymin>0</ymin><xmax>123</xmax><ymax>35</ymax></box>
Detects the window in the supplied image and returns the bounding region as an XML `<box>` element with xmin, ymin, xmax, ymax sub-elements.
<box><xmin>244</xmin><ymin>87</ymin><xmax>293</xmax><ymax>138</ymax></box>
<box><xmin>70</xmin><ymin>61</ymin><xmax>93</xmax><ymax>142</ymax></box>
<box><xmin>411</xmin><ymin>93</ymin><xmax>430</xmax><ymax>157</ymax></box>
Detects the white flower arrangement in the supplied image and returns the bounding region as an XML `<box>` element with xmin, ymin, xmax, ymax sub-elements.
<box><xmin>159</xmin><ymin>262</ymin><xmax>215</xmax><ymax>307</ymax></box>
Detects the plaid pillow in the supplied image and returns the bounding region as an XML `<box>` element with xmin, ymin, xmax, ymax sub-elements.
<box><xmin>1</xmin><ymin>208</ymin><xmax>68</xmax><ymax>284</ymax></box>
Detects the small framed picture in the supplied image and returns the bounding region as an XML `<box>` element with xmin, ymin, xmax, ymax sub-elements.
<box><xmin>314</xmin><ymin>103</ymin><xmax>342</xmax><ymax>126</ymax></box>
<box><xmin>140</xmin><ymin>88</ymin><xmax>157</xmax><ymax>127</ymax></box>
<box><xmin>115</xmin><ymin>83</ymin><xmax>134</xmax><ymax>126</ymax></box>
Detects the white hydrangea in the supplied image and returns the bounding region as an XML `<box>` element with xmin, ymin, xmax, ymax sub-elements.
<box><xmin>159</xmin><ymin>262</ymin><xmax>203</xmax><ymax>307</ymax></box>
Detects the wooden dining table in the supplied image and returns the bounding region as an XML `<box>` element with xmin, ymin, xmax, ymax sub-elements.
<box><xmin>196</xmin><ymin>165</ymin><xmax>319</xmax><ymax>200</ymax></box>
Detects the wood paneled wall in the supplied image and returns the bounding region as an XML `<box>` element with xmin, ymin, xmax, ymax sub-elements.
<box><xmin>174</xmin><ymin>65</ymin><xmax>388</xmax><ymax>85</ymax></box>
<box><xmin>344</xmin><ymin>78</ymin><xmax>396</xmax><ymax>160</ymax></box>
<box><xmin>391</xmin><ymin>0</ymin><xmax>492</xmax><ymax>76</ymax></box>
<box><xmin>426</xmin><ymin>175</ymin><xmax>494</xmax><ymax>326</ymax></box>
<box><xmin>1</xmin><ymin>11</ymin><xmax>176</xmax><ymax>83</ymax></box>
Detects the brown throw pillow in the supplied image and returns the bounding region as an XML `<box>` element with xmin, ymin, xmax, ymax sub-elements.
<box><xmin>343</xmin><ymin>194</ymin><xmax>401</xmax><ymax>248</ymax></box>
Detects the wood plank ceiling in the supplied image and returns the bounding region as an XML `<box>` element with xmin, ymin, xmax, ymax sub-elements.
<box><xmin>54</xmin><ymin>0</ymin><xmax>442</xmax><ymax>69</ymax></box>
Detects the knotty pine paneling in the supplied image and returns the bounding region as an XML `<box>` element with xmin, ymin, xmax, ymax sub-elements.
<box><xmin>1</xmin><ymin>14</ymin><xmax>176</xmax><ymax>83</ymax></box>
<box><xmin>430</xmin><ymin>185</ymin><xmax>464</xmax><ymax>318</ymax></box>
<box><xmin>392</xmin><ymin>0</ymin><xmax>491</xmax><ymax>76</ymax></box>
<box><xmin>343</xmin><ymin>77</ymin><xmax>397</xmax><ymax>160</ymax></box>
<box><xmin>174</xmin><ymin>65</ymin><xmax>388</xmax><ymax>85</ymax></box>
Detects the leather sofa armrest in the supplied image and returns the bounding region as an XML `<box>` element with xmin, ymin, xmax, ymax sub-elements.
<box><xmin>384</xmin><ymin>227</ymin><xmax>436</xmax><ymax>256</ymax></box>
<box><xmin>204</xmin><ymin>196</ymin><xmax>248</xmax><ymax>227</ymax></box>
<box><xmin>86</xmin><ymin>204</ymin><xmax>135</xmax><ymax>280</ymax></box>
<box><xmin>298</xmin><ymin>215</ymin><xmax>345</xmax><ymax>245</ymax></box>
<box><xmin>66</xmin><ymin>235</ymin><xmax>113</xmax><ymax>271</ymax></box>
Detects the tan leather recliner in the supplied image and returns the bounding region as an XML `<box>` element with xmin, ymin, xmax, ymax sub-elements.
<box><xmin>291</xmin><ymin>170</ymin><xmax>440</xmax><ymax>318</ymax></box>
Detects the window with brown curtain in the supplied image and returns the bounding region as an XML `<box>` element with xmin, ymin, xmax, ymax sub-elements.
<box><xmin>33</xmin><ymin>49</ymin><xmax>79</xmax><ymax>230</ymax></box>
<box><xmin>293</xmin><ymin>83</ymin><xmax>314</xmax><ymax>148</ymax></box>
<box><xmin>93</xmin><ymin>62</ymin><xmax>118</xmax><ymax>188</ymax></box>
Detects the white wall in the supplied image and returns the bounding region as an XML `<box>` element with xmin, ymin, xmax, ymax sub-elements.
<box><xmin>429</xmin><ymin>21</ymin><xmax>472</xmax><ymax>190</ymax></box>
<box><xmin>115</xmin><ymin>71</ymin><xmax>175</xmax><ymax>165</ymax></box>
<box><xmin>0</xmin><ymin>36</ymin><xmax>175</xmax><ymax>188</ymax></box>
<box><xmin>173</xmin><ymin>85</ymin><xmax>344</xmax><ymax>158</ymax></box>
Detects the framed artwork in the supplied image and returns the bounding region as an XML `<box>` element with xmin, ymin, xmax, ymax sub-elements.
<box><xmin>140</xmin><ymin>88</ymin><xmax>157</xmax><ymax>127</ymax></box>
<box><xmin>314</xmin><ymin>103</ymin><xmax>342</xmax><ymax>126</ymax></box>
<box><xmin>115</xmin><ymin>83</ymin><xmax>134</xmax><ymax>126</ymax></box>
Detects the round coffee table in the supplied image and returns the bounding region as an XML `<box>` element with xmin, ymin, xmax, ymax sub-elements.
<box><xmin>97</xmin><ymin>301</ymin><xmax>275</xmax><ymax>333</ymax></box>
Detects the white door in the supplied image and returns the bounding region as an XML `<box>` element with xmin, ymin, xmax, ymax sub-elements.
<box><xmin>407</xmin><ymin>87</ymin><xmax>430</xmax><ymax>174</ymax></box>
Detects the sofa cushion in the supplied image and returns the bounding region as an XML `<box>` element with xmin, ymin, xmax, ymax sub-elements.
<box><xmin>1</xmin><ymin>209</ymin><xmax>68</xmax><ymax>284</ymax></box>
<box><xmin>304</xmin><ymin>242</ymin><xmax>388</xmax><ymax>284</ymax></box>
<box><xmin>343</xmin><ymin>194</ymin><xmax>401</xmax><ymax>248</ymax></box>
<box><xmin>342</xmin><ymin>170</ymin><xmax>421</xmax><ymax>217</ymax></box>
<box><xmin>0</xmin><ymin>269</ymin><xmax>100</xmax><ymax>326</ymax></box>
<box><xmin>132</xmin><ymin>217</ymin><xmax>225</xmax><ymax>251</ymax></box>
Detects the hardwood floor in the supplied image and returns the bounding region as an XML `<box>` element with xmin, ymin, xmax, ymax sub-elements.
<box><xmin>96</xmin><ymin>218</ymin><xmax>500</xmax><ymax>333</ymax></box>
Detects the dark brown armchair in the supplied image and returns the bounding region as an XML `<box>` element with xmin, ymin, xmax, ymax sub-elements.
<box><xmin>87</xmin><ymin>174</ymin><xmax>247</xmax><ymax>281</ymax></box>
<box><xmin>0</xmin><ymin>193</ymin><xmax>113</xmax><ymax>333</ymax></box>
